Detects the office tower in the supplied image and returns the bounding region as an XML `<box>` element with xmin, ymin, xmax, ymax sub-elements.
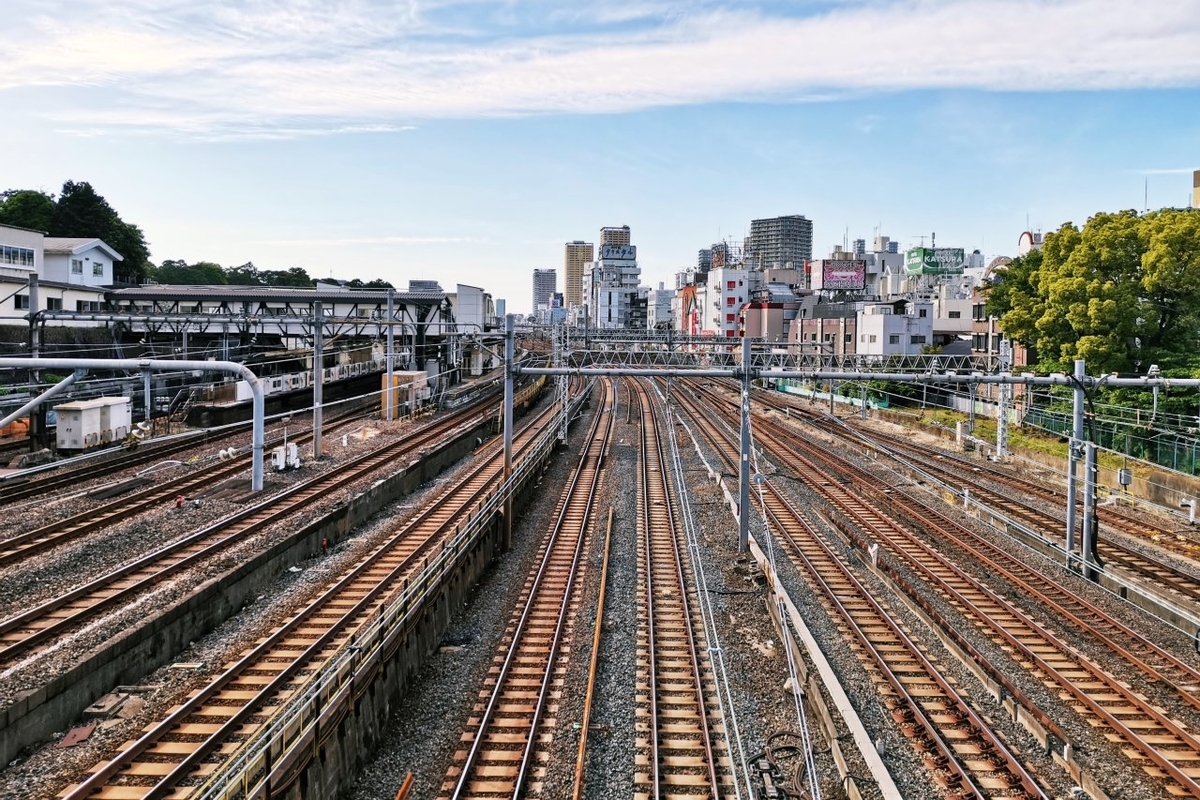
<box><xmin>564</xmin><ymin>240</ymin><xmax>594</xmax><ymax>308</ymax></box>
<box><xmin>1194</xmin><ymin>170</ymin><xmax>1199</xmax><ymax>208</ymax></box>
<box><xmin>532</xmin><ymin>268</ymin><xmax>556</xmax><ymax>312</ymax></box>
<box><xmin>745</xmin><ymin>215</ymin><xmax>813</xmax><ymax>270</ymax></box>
<box><xmin>600</xmin><ymin>225</ymin><xmax>631</xmax><ymax>247</ymax></box>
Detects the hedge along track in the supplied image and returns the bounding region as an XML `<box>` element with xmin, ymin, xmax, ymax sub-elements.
<box><xmin>56</xmin><ymin>388</ymin><xmax>565</xmax><ymax>800</ymax></box>
<box><xmin>743</xmin><ymin>400</ymin><xmax>1200</xmax><ymax>796</ymax></box>
<box><xmin>440</xmin><ymin>379</ymin><xmax>615</xmax><ymax>799</ymax></box>
<box><xmin>668</xmin><ymin>381</ymin><xmax>1048</xmax><ymax>799</ymax></box>
<box><xmin>0</xmin><ymin>396</ymin><xmax>500</xmax><ymax>669</ymax></box>
<box><xmin>0</xmin><ymin>407</ymin><xmax>383</xmax><ymax>569</ymax></box>
<box><xmin>796</xmin><ymin>410</ymin><xmax>1200</xmax><ymax>604</ymax></box>
<box><xmin>632</xmin><ymin>379</ymin><xmax>731</xmax><ymax>799</ymax></box>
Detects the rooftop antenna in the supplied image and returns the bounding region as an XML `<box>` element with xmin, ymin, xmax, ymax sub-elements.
<box><xmin>931</xmin><ymin>231</ymin><xmax>936</xmax><ymax>249</ymax></box>
<box><xmin>1144</xmin><ymin>177</ymin><xmax>1149</xmax><ymax>213</ymax></box>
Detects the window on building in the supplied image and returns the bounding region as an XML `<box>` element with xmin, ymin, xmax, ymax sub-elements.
<box><xmin>726</xmin><ymin>297</ymin><xmax>735</xmax><ymax>305</ymax></box>
<box><xmin>870</xmin><ymin>334</ymin><xmax>878</xmax><ymax>343</ymax></box>
<box><xmin>844</xmin><ymin>333</ymin><xmax>852</xmax><ymax>343</ymax></box>
<box><xmin>93</xmin><ymin>262</ymin><xmax>104</xmax><ymax>276</ymax></box>
<box><xmin>911</xmin><ymin>334</ymin><xmax>926</xmax><ymax>344</ymax></box>
<box><xmin>948</xmin><ymin>310</ymin><xmax>961</xmax><ymax>319</ymax></box>
<box><xmin>860</xmin><ymin>334</ymin><xmax>866</xmax><ymax>342</ymax></box>
<box><xmin>727</xmin><ymin>281</ymin><xmax>736</xmax><ymax>289</ymax></box>
<box><xmin>726</xmin><ymin>313</ymin><xmax>735</xmax><ymax>322</ymax></box>
<box><xmin>972</xmin><ymin>304</ymin><xmax>986</xmax><ymax>321</ymax></box>
<box><xmin>992</xmin><ymin>334</ymin><xmax>1002</xmax><ymax>351</ymax></box>
<box><xmin>809</xmin><ymin>333</ymin><xmax>817</xmax><ymax>341</ymax></box>
<box><xmin>888</xmin><ymin>334</ymin><xmax>900</xmax><ymax>345</ymax></box>
<box><xmin>1</xmin><ymin>245</ymin><xmax>35</xmax><ymax>267</ymax></box>
<box><xmin>14</xmin><ymin>294</ymin><xmax>29</xmax><ymax>310</ymax></box>
<box><xmin>71</xmin><ymin>258</ymin><xmax>83</xmax><ymax>275</ymax></box>
<box><xmin>46</xmin><ymin>297</ymin><xmax>63</xmax><ymax>310</ymax></box>
<box><xmin>918</xmin><ymin>308</ymin><xmax>927</xmax><ymax>318</ymax></box>
<box><xmin>823</xmin><ymin>333</ymin><xmax>832</xmax><ymax>341</ymax></box>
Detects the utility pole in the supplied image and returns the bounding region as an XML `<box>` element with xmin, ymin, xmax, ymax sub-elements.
<box><xmin>503</xmin><ymin>314</ymin><xmax>514</xmax><ymax>549</ymax></box>
<box><xmin>996</xmin><ymin>339</ymin><xmax>1011</xmax><ymax>459</ymax></box>
<box><xmin>1066</xmin><ymin>359</ymin><xmax>1086</xmax><ymax>568</ymax></box>
<box><xmin>739</xmin><ymin>337</ymin><xmax>751</xmax><ymax>553</ymax></box>
<box><xmin>312</xmin><ymin>302</ymin><xmax>324</xmax><ymax>458</ymax></box>
<box><xmin>386</xmin><ymin>289</ymin><xmax>395</xmax><ymax>422</ymax></box>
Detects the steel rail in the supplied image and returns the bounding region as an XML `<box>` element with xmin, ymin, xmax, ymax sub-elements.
<box><xmin>58</xmin><ymin>392</ymin><xmax>560</xmax><ymax>800</ymax></box>
<box><xmin>752</xmin><ymin>404</ymin><xmax>1200</xmax><ymax>795</ymax></box>
<box><xmin>572</xmin><ymin>505</ymin><xmax>614</xmax><ymax>800</ymax></box>
<box><xmin>0</xmin><ymin>403</ymin><xmax>493</xmax><ymax>665</ymax></box>
<box><xmin>635</xmin><ymin>378</ymin><xmax>722</xmax><ymax>798</ymax></box>
<box><xmin>449</xmin><ymin>379</ymin><xmax>613</xmax><ymax>798</ymax></box>
<box><xmin>672</xmin><ymin>383</ymin><xmax>1047</xmax><ymax>798</ymax></box>
<box><xmin>0</xmin><ymin>409</ymin><xmax>375</xmax><ymax>567</ymax></box>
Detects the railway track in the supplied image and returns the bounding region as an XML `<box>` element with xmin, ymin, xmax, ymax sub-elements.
<box><xmin>440</xmin><ymin>380</ymin><xmax>615</xmax><ymax>798</ymax></box>
<box><xmin>0</xmin><ymin>410</ymin><xmax>380</xmax><ymax>568</ymax></box>
<box><xmin>631</xmin><ymin>379</ymin><xmax>730</xmax><ymax>798</ymax></box>
<box><xmin>0</xmin><ymin>401</ymin><xmax>495</xmax><ymax>667</ymax></box>
<box><xmin>768</xmin><ymin>398</ymin><xmax>1200</xmax><ymax>612</ymax></box>
<box><xmin>696</xmin><ymin>385</ymin><xmax>1200</xmax><ymax>795</ymax></box>
<box><xmin>671</xmin><ymin>382</ymin><xmax>1048</xmax><ymax>798</ymax></box>
<box><xmin>57</xmin><ymin>385</ymin><xmax>565</xmax><ymax>800</ymax></box>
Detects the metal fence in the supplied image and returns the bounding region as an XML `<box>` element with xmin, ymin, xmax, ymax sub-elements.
<box><xmin>1022</xmin><ymin>407</ymin><xmax>1200</xmax><ymax>475</ymax></box>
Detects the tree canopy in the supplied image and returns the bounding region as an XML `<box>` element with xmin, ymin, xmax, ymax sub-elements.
<box><xmin>150</xmin><ymin>259</ymin><xmax>392</xmax><ymax>290</ymax></box>
<box><xmin>0</xmin><ymin>190</ymin><xmax>56</xmax><ymax>231</ymax></box>
<box><xmin>986</xmin><ymin>208</ymin><xmax>1200</xmax><ymax>375</ymax></box>
<box><xmin>0</xmin><ymin>181</ymin><xmax>152</xmax><ymax>284</ymax></box>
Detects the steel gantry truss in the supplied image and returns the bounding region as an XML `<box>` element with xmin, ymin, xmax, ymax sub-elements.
<box><xmin>502</xmin><ymin>321</ymin><xmax>1196</xmax><ymax>580</ymax></box>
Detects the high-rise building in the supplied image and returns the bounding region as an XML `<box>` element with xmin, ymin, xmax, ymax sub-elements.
<box><xmin>745</xmin><ymin>215</ymin><xmax>813</xmax><ymax>271</ymax></box>
<box><xmin>564</xmin><ymin>240</ymin><xmax>594</xmax><ymax>308</ymax></box>
<box><xmin>585</xmin><ymin>229</ymin><xmax>640</xmax><ymax>329</ymax></box>
<box><xmin>1193</xmin><ymin>170</ymin><xmax>1199</xmax><ymax>208</ymax></box>
<box><xmin>600</xmin><ymin>225</ymin><xmax>631</xmax><ymax>247</ymax></box>
<box><xmin>532</xmin><ymin>268</ymin><xmax>556</xmax><ymax>312</ymax></box>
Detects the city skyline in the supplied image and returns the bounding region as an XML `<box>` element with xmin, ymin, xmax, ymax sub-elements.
<box><xmin>2</xmin><ymin>0</ymin><xmax>1199</xmax><ymax>313</ymax></box>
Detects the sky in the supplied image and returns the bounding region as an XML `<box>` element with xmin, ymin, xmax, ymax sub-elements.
<box><xmin>2</xmin><ymin>0</ymin><xmax>1199</xmax><ymax>314</ymax></box>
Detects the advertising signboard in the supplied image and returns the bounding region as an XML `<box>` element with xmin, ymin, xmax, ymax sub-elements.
<box><xmin>904</xmin><ymin>247</ymin><xmax>965</xmax><ymax>276</ymax></box>
<box><xmin>819</xmin><ymin>259</ymin><xmax>866</xmax><ymax>291</ymax></box>
<box><xmin>600</xmin><ymin>244</ymin><xmax>636</xmax><ymax>260</ymax></box>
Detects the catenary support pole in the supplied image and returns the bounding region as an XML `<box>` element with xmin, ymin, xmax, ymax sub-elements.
<box><xmin>739</xmin><ymin>337</ymin><xmax>751</xmax><ymax>553</ymax></box>
<box><xmin>312</xmin><ymin>302</ymin><xmax>323</xmax><ymax>459</ymax></box>
<box><xmin>1081</xmin><ymin>441</ymin><xmax>1099</xmax><ymax>581</ymax></box>
<box><xmin>1066</xmin><ymin>359</ymin><xmax>1085</xmax><ymax>568</ymax></box>
<box><xmin>0</xmin><ymin>369</ymin><xmax>84</xmax><ymax>429</ymax></box>
<box><xmin>143</xmin><ymin>370</ymin><xmax>152</xmax><ymax>424</ymax></box>
<box><xmin>386</xmin><ymin>289</ymin><xmax>395</xmax><ymax>422</ymax></box>
<box><xmin>503</xmin><ymin>314</ymin><xmax>514</xmax><ymax>550</ymax></box>
<box><xmin>0</xmin><ymin>358</ymin><xmax>265</xmax><ymax>492</ymax></box>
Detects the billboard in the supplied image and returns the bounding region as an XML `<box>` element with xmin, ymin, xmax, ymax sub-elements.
<box><xmin>819</xmin><ymin>259</ymin><xmax>866</xmax><ymax>291</ymax></box>
<box><xmin>905</xmin><ymin>247</ymin><xmax>965</xmax><ymax>276</ymax></box>
<box><xmin>600</xmin><ymin>244</ymin><xmax>636</xmax><ymax>260</ymax></box>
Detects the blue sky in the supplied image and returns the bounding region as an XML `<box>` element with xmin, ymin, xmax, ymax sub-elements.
<box><xmin>2</xmin><ymin>0</ymin><xmax>1199</xmax><ymax>313</ymax></box>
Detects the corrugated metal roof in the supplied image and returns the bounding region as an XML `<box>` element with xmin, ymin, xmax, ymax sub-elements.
<box><xmin>108</xmin><ymin>285</ymin><xmax>446</xmax><ymax>303</ymax></box>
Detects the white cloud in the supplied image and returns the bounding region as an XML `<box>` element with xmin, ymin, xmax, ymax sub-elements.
<box><xmin>3</xmin><ymin>0</ymin><xmax>1199</xmax><ymax>137</ymax></box>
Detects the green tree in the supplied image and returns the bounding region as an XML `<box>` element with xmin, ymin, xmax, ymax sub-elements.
<box><xmin>225</xmin><ymin>262</ymin><xmax>262</xmax><ymax>285</ymax></box>
<box><xmin>259</xmin><ymin>267</ymin><xmax>313</xmax><ymax>287</ymax></box>
<box><xmin>986</xmin><ymin>208</ymin><xmax>1200</xmax><ymax>375</ymax></box>
<box><xmin>152</xmin><ymin>259</ymin><xmax>227</xmax><ymax>285</ymax></box>
<box><xmin>49</xmin><ymin>180</ymin><xmax>152</xmax><ymax>283</ymax></box>
<box><xmin>0</xmin><ymin>190</ymin><xmax>56</xmax><ymax>231</ymax></box>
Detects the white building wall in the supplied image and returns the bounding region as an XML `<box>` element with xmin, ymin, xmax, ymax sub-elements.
<box><xmin>855</xmin><ymin>302</ymin><xmax>934</xmax><ymax>357</ymax></box>
<box><xmin>43</xmin><ymin>243</ymin><xmax>116</xmax><ymax>287</ymax></box>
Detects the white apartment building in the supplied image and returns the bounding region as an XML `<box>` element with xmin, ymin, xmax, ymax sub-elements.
<box><xmin>0</xmin><ymin>224</ymin><xmax>112</xmax><ymax>327</ymax></box>
<box><xmin>855</xmin><ymin>300</ymin><xmax>935</xmax><ymax>357</ymax></box>
<box><xmin>585</xmin><ymin>243</ymin><xmax>640</xmax><ymax>328</ymax></box>
<box><xmin>645</xmin><ymin>282</ymin><xmax>675</xmax><ymax>330</ymax></box>
<box><xmin>705</xmin><ymin>265</ymin><xmax>760</xmax><ymax>337</ymax></box>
